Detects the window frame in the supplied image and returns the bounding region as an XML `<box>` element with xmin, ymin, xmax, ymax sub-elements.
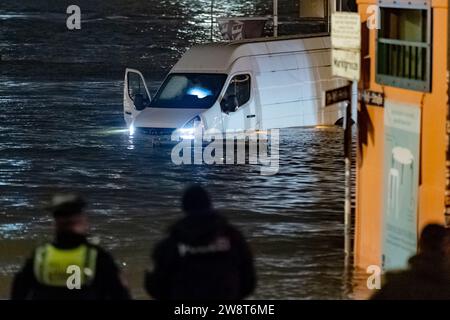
<box><xmin>375</xmin><ymin>1</ymin><xmax>432</xmax><ymax>92</ymax></box>
<box><xmin>220</xmin><ymin>73</ymin><xmax>252</xmax><ymax>113</ymax></box>
<box><xmin>128</xmin><ymin>72</ymin><xmax>146</xmax><ymax>102</ymax></box>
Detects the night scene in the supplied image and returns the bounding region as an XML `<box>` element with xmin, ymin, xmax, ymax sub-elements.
<box><xmin>1</xmin><ymin>0</ymin><xmax>450</xmax><ymax>314</ymax></box>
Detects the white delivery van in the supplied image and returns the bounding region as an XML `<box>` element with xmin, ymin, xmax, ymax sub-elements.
<box><xmin>123</xmin><ymin>33</ymin><xmax>351</xmax><ymax>137</ymax></box>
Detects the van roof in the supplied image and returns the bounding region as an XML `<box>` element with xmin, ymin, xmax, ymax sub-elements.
<box><xmin>171</xmin><ymin>33</ymin><xmax>331</xmax><ymax>74</ymax></box>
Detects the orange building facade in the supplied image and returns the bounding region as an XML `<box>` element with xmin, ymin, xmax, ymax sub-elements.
<box><xmin>354</xmin><ymin>0</ymin><xmax>449</xmax><ymax>269</ymax></box>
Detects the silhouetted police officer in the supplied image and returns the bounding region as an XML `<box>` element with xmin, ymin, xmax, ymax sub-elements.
<box><xmin>11</xmin><ymin>194</ymin><xmax>131</xmax><ymax>300</ymax></box>
<box><xmin>145</xmin><ymin>185</ymin><xmax>256</xmax><ymax>300</ymax></box>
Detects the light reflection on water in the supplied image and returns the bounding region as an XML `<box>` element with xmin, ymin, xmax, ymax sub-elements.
<box><xmin>0</xmin><ymin>0</ymin><xmax>354</xmax><ymax>299</ymax></box>
<box><xmin>0</xmin><ymin>223</ymin><xmax>28</xmax><ymax>239</ymax></box>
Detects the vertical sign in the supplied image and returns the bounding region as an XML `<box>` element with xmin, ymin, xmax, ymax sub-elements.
<box><xmin>382</xmin><ymin>101</ymin><xmax>421</xmax><ymax>271</ymax></box>
<box><xmin>332</xmin><ymin>49</ymin><xmax>361</xmax><ymax>80</ymax></box>
<box><xmin>331</xmin><ymin>12</ymin><xmax>361</xmax><ymax>81</ymax></box>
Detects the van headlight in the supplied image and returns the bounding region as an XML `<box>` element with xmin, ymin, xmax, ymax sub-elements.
<box><xmin>129</xmin><ymin>123</ymin><xmax>135</xmax><ymax>136</ymax></box>
<box><xmin>179</xmin><ymin>116</ymin><xmax>202</xmax><ymax>140</ymax></box>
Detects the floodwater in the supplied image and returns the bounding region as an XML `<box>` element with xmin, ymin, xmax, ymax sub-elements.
<box><xmin>0</xmin><ymin>0</ymin><xmax>356</xmax><ymax>299</ymax></box>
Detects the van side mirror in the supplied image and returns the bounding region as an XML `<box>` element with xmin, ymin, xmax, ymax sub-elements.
<box><xmin>222</xmin><ymin>95</ymin><xmax>238</xmax><ymax>113</ymax></box>
<box><xmin>134</xmin><ymin>93</ymin><xmax>146</xmax><ymax>111</ymax></box>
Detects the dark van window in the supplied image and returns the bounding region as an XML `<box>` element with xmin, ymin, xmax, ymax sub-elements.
<box><xmin>128</xmin><ymin>72</ymin><xmax>150</xmax><ymax>103</ymax></box>
<box><xmin>151</xmin><ymin>73</ymin><xmax>227</xmax><ymax>109</ymax></box>
<box><xmin>221</xmin><ymin>74</ymin><xmax>251</xmax><ymax>113</ymax></box>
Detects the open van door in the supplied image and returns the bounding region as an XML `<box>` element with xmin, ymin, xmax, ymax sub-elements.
<box><xmin>123</xmin><ymin>68</ymin><xmax>151</xmax><ymax>127</ymax></box>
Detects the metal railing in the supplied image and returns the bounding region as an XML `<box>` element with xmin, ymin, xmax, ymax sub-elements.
<box><xmin>376</xmin><ymin>38</ymin><xmax>431</xmax><ymax>92</ymax></box>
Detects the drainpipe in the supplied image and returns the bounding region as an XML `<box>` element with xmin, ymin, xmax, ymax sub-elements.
<box><xmin>329</xmin><ymin>0</ymin><xmax>336</xmax><ymax>34</ymax></box>
<box><xmin>273</xmin><ymin>0</ymin><xmax>278</xmax><ymax>37</ymax></box>
<box><xmin>210</xmin><ymin>0</ymin><xmax>214</xmax><ymax>42</ymax></box>
<box><xmin>446</xmin><ymin>0</ymin><xmax>450</xmax><ymax>226</ymax></box>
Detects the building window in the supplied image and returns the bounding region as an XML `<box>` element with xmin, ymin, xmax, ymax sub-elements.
<box><xmin>376</xmin><ymin>3</ymin><xmax>432</xmax><ymax>92</ymax></box>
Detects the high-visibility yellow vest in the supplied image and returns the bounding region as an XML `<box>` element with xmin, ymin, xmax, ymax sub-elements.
<box><xmin>33</xmin><ymin>244</ymin><xmax>97</xmax><ymax>287</ymax></box>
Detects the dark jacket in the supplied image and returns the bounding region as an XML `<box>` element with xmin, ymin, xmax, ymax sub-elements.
<box><xmin>371</xmin><ymin>253</ymin><xmax>450</xmax><ymax>300</ymax></box>
<box><xmin>145</xmin><ymin>213</ymin><xmax>256</xmax><ymax>300</ymax></box>
<box><xmin>11</xmin><ymin>233</ymin><xmax>131</xmax><ymax>300</ymax></box>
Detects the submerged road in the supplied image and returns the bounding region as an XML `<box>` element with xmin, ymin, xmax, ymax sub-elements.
<box><xmin>0</xmin><ymin>0</ymin><xmax>348</xmax><ymax>299</ymax></box>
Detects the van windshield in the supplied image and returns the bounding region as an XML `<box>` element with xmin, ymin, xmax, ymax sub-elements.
<box><xmin>151</xmin><ymin>73</ymin><xmax>228</xmax><ymax>109</ymax></box>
